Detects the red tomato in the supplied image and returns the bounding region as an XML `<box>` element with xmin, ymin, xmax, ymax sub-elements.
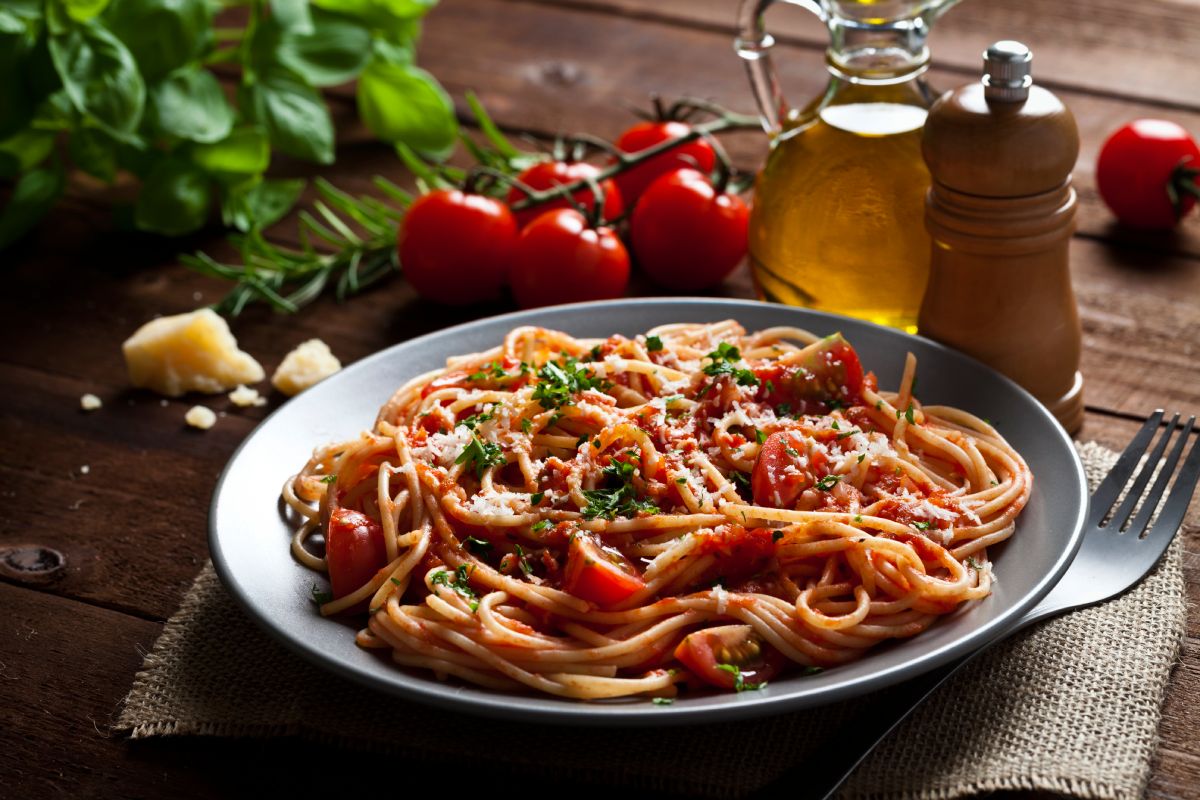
<box><xmin>614</xmin><ymin>120</ymin><xmax>717</xmax><ymax>204</ymax></box>
<box><xmin>510</xmin><ymin>208</ymin><xmax>631</xmax><ymax>308</ymax></box>
<box><xmin>630</xmin><ymin>169</ymin><xmax>749</xmax><ymax>290</ymax></box>
<box><xmin>505</xmin><ymin>161</ymin><xmax>624</xmax><ymax>228</ymax></box>
<box><xmin>752</xmin><ymin>431</ymin><xmax>822</xmax><ymax>508</ymax></box>
<box><xmin>563</xmin><ymin>533</ymin><xmax>645</xmax><ymax>608</ymax></box>
<box><xmin>673</xmin><ymin>624</ymin><xmax>785</xmax><ymax>690</ymax></box>
<box><xmin>1096</xmin><ymin>119</ymin><xmax>1200</xmax><ymax>229</ymax></box>
<box><xmin>397</xmin><ymin>189</ymin><xmax>518</xmax><ymax>305</ymax></box>
<box><xmin>756</xmin><ymin>334</ymin><xmax>865</xmax><ymax>412</ymax></box>
<box><xmin>326</xmin><ymin>508</ymin><xmax>387</xmax><ymax>600</ymax></box>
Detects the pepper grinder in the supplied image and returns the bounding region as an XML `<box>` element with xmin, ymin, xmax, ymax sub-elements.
<box><xmin>918</xmin><ymin>41</ymin><xmax>1084</xmax><ymax>434</ymax></box>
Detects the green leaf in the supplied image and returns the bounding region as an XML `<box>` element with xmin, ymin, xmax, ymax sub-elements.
<box><xmin>49</xmin><ymin>21</ymin><xmax>146</xmax><ymax>138</ymax></box>
<box><xmin>269</xmin><ymin>0</ymin><xmax>314</xmax><ymax>33</ymax></box>
<box><xmin>103</xmin><ymin>0</ymin><xmax>210</xmax><ymax>82</ymax></box>
<box><xmin>357</xmin><ymin>60</ymin><xmax>456</xmax><ymax>157</ymax></box>
<box><xmin>58</xmin><ymin>0</ymin><xmax>112</xmax><ymax>23</ymax></box>
<box><xmin>0</xmin><ymin>129</ymin><xmax>56</xmax><ymax>178</ymax></box>
<box><xmin>68</xmin><ymin>126</ymin><xmax>118</xmax><ymax>181</ymax></box>
<box><xmin>273</xmin><ymin>9</ymin><xmax>371</xmax><ymax>87</ymax></box>
<box><xmin>0</xmin><ymin>158</ymin><xmax>65</xmax><ymax>249</ymax></box>
<box><xmin>134</xmin><ymin>157</ymin><xmax>211</xmax><ymax>235</ymax></box>
<box><xmin>191</xmin><ymin>126</ymin><xmax>269</xmax><ymax>174</ymax></box>
<box><xmin>220</xmin><ymin>177</ymin><xmax>304</xmax><ymax>231</ymax></box>
<box><xmin>146</xmin><ymin>65</ymin><xmax>233</xmax><ymax>143</ymax></box>
<box><xmin>0</xmin><ymin>30</ymin><xmax>37</xmax><ymax>138</ymax></box>
<box><xmin>241</xmin><ymin>69</ymin><xmax>335</xmax><ymax>164</ymax></box>
<box><xmin>0</xmin><ymin>12</ymin><xmax>28</xmax><ymax>35</ymax></box>
<box><xmin>311</xmin><ymin>0</ymin><xmax>434</xmax><ymax>27</ymax></box>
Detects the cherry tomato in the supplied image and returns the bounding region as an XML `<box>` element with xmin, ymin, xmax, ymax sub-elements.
<box><xmin>510</xmin><ymin>208</ymin><xmax>630</xmax><ymax>308</ymax></box>
<box><xmin>755</xmin><ymin>334</ymin><xmax>865</xmax><ymax>413</ymax></box>
<box><xmin>1096</xmin><ymin>119</ymin><xmax>1200</xmax><ymax>229</ymax></box>
<box><xmin>630</xmin><ymin>168</ymin><xmax>748</xmax><ymax>290</ymax></box>
<box><xmin>614</xmin><ymin>120</ymin><xmax>716</xmax><ymax>204</ymax></box>
<box><xmin>397</xmin><ymin>189</ymin><xmax>518</xmax><ymax>305</ymax></box>
<box><xmin>326</xmin><ymin>507</ymin><xmax>387</xmax><ymax>600</ymax></box>
<box><xmin>505</xmin><ymin>160</ymin><xmax>624</xmax><ymax>228</ymax></box>
<box><xmin>752</xmin><ymin>431</ymin><xmax>821</xmax><ymax>508</ymax></box>
<box><xmin>673</xmin><ymin>624</ymin><xmax>785</xmax><ymax>690</ymax></box>
<box><xmin>563</xmin><ymin>533</ymin><xmax>645</xmax><ymax>608</ymax></box>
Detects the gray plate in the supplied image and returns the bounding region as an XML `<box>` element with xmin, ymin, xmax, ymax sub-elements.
<box><xmin>210</xmin><ymin>298</ymin><xmax>1086</xmax><ymax>726</ymax></box>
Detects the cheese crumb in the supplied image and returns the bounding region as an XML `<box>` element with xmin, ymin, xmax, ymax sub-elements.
<box><xmin>228</xmin><ymin>384</ymin><xmax>267</xmax><ymax>408</ymax></box>
<box><xmin>185</xmin><ymin>405</ymin><xmax>217</xmax><ymax>430</ymax></box>
<box><xmin>80</xmin><ymin>393</ymin><xmax>102</xmax><ymax>411</ymax></box>
<box><xmin>272</xmin><ymin>339</ymin><xmax>342</xmax><ymax>397</ymax></box>
<box><xmin>123</xmin><ymin>309</ymin><xmax>264</xmax><ymax>397</ymax></box>
<box><xmin>80</xmin><ymin>465</ymin><xmax>90</xmax><ymax>475</ymax></box>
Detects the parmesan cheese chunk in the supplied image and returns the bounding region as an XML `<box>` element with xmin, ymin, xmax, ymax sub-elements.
<box><xmin>80</xmin><ymin>393</ymin><xmax>102</xmax><ymax>411</ymax></box>
<box><xmin>185</xmin><ymin>405</ymin><xmax>217</xmax><ymax>430</ymax></box>
<box><xmin>271</xmin><ymin>339</ymin><xmax>342</xmax><ymax>396</ymax></box>
<box><xmin>123</xmin><ymin>309</ymin><xmax>264</xmax><ymax>397</ymax></box>
<box><xmin>228</xmin><ymin>384</ymin><xmax>267</xmax><ymax>408</ymax></box>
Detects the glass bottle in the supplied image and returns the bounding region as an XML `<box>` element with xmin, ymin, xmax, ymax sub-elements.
<box><xmin>736</xmin><ymin>0</ymin><xmax>960</xmax><ymax>332</ymax></box>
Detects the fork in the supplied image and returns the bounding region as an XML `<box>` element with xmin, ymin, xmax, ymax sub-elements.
<box><xmin>757</xmin><ymin>410</ymin><xmax>1200</xmax><ymax>800</ymax></box>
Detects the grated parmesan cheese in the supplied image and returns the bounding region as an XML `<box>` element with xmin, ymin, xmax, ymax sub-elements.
<box><xmin>80</xmin><ymin>393</ymin><xmax>102</xmax><ymax>411</ymax></box>
<box><xmin>185</xmin><ymin>405</ymin><xmax>217</xmax><ymax>430</ymax></box>
<box><xmin>228</xmin><ymin>384</ymin><xmax>267</xmax><ymax>408</ymax></box>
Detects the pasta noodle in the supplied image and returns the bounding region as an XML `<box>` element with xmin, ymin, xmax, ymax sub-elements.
<box><xmin>284</xmin><ymin>321</ymin><xmax>1031</xmax><ymax>701</ymax></box>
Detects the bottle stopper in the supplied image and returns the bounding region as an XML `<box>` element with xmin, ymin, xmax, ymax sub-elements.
<box><xmin>983</xmin><ymin>41</ymin><xmax>1033</xmax><ymax>103</ymax></box>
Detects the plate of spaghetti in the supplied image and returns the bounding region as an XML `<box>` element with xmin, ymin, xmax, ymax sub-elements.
<box><xmin>211</xmin><ymin>298</ymin><xmax>1086</xmax><ymax>724</ymax></box>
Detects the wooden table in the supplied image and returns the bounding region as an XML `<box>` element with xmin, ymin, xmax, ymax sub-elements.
<box><xmin>3</xmin><ymin>0</ymin><xmax>1198</xmax><ymax>796</ymax></box>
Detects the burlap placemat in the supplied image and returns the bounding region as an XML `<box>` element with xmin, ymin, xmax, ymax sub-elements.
<box><xmin>117</xmin><ymin>442</ymin><xmax>1187</xmax><ymax>799</ymax></box>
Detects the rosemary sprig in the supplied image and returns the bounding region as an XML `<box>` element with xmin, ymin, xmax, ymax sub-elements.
<box><xmin>181</xmin><ymin>177</ymin><xmax>405</xmax><ymax>316</ymax></box>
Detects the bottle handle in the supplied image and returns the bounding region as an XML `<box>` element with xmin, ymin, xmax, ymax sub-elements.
<box><xmin>735</xmin><ymin>0</ymin><xmax>826</xmax><ymax>135</ymax></box>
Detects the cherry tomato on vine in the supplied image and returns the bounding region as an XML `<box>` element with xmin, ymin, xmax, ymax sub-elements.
<box><xmin>630</xmin><ymin>168</ymin><xmax>749</xmax><ymax>290</ymax></box>
<box><xmin>614</xmin><ymin>120</ymin><xmax>717</xmax><ymax>204</ymax></box>
<box><xmin>510</xmin><ymin>208</ymin><xmax>630</xmax><ymax>308</ymax></box>
<box><xmin>397</xmin><ymin>189</ymin><xmax>518</xmax><ymax>305</ymax></box>
<box><xmin>505</xmin><ymin>161</ymin><xmax>624</xmax><ymax>228</ymax></box>
<box><xmin>1096</xmin><ymin>119</ymin><xmax>1200</xmax><ymax>230</ymax></box>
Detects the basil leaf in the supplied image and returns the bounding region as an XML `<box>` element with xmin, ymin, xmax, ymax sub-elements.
<box><xmin>134</xmin><ymin>157</ymin><xmax>210</xmax><ymax>235</ymax></box>
<box><xmin>103</xmin><ymin>0</ymin><xmax>210</xmax><ymax>82</ymax></box>
<box><xmin>220</xmin><ymin>177</ymin><xmax>304</xmax><ymax>232</ymax></box>
<box><xmin>68</xmin><ymin>126</ymin><xmax>118</xmax><ymax>181</ymax></box>
<box><xmin>49</xmin><ymin>21</ymin><xmax>145</xmax><ymax>138</ymax></box>
<box><xmin>0</xmin><ymin>129</ymin><xmax>54</xmax><ymax>178</ymax></box>
<box><xmin>273</xmin><ymin>9</ymin><xmax>371</xmax><ymax>87</ymax></box>
<box><xmin>147</xmin><ymin>65</ymin><xmax>234</xmax><ymax>143</ymax></box>
<box><xmin>191</xmin><ymin>126</ymin><xmax>269</xmax><ymax>174</ymax></box>
<box><xmin>0</xmin><ymin>29</ymin><xmax>36</xmax><ymax>138</ymax></box>
<box><xmin>356</xmin><ymin>60</ymin><xmax>456</xmax><ymax>157</ymax></box>
<box><xmin>312</xmin><ymin>0</ymin><xmax>434</xmax><ymax>28</ymax></box>
<box><xmin>0</xmin><ymin>158</ymin><xmax>65</xmax><ymax>249</ymax></box>
<box><xmin>269</xmin><ymin>0</ymin><xmax>313</xmax><ymax>33</ymax></box>
<box><xmin>59</xmin><ymin>0</ymin><xmax>113</xmax><ymax>23</ymax></box>
<box><xmin>242</xmin><ymin>69</ymin><xmax>335</xmax><ymax>164</ymax></box>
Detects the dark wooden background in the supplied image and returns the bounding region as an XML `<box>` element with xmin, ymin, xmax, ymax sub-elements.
<box><xmin>2</xmin><ymin>0</ymin><xmax>1199</xmax><ymax>796</ymax></box>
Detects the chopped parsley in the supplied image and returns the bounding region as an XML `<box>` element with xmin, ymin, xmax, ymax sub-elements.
<box><xmin>911</xmin><ymin>521</ymin><xmax>932</xmax><ymax>531</ymax></box>
<box><xmin>652</xmin><ymin>697</ymin><xmax>674</xmax><ymax>705</ymax></box>
<box><xmin>513</xmin><ymin>544</ymin><xmax>533</xmax><ymax>576</ymax></box>
<box><xmin>389</xmin><ymin>577</ymin><xmax>402</xmax><ymax>586</ymax></box>
<box><xmin>581</xmin><ymin>456</ymin><xmax>659</xmax><ymax>520</ymax></box>
<box><xmin>772</xmin><ymin>530</ymin><xmax>784</xmax><ymax>542</ymax></box>
<box><xmin>589</xmin><ymin>345</ymin><xmax>603</xmax><ymax>361</ymax></box>
<box><xmin>532</xmin><ymin>358</ymin><xmax>607</xmax><ymax>410</ymax></box>
<box><xmin>853</xmin><ymin>514</ymin><xmax>863</xmax><ymax>523</ymax></box>
<box><xmin>460</xmin><ymin>407</ymin><xmax>496</xmax><ymax>430</ymax></box>
<box><xmin>857</xmin><ymin>453</ymin><xmax>865</xmax><ymax>463</ymax></box>
<box><xmin>464</xmin><ymin>536</ymin><xmax>492</xmax><ymax>555</ymax></box>
<box><xmin>520</xmin><ymin>418</ymin><xmax>532</xmax><ymax>434</ymax></box>
<box><xmin>532</xmin><ymin>519</ymin><xmax>553</xmax><ymax>532</ymax></box>
<box><xmin>530</xmin><ymin>491</ymin><xmax>545</xmax><ymax>505</ymax></box>
<box><xmin>836</xmin><ymin>428</ymin><xmax>861</xmax><ymax>440</ymax></box>
<box><xmin>731</xmin><ymin>471</ymin><xmax>751</xmax><ymax>489</ymax></box>
<box><xmin>815</xmin><ymin>474</ymin><xmax>841</xmax><ymax>491</ymax></box>
<box><xmin>467</xmin><ymin>360</ymin><xmax>508</xmax><ymax>382</ymax></box>
<box><xmin>645</xmin><ymin>335</ymin><xmax>664</xmax><ymax>352</ymax></box>
<box><xmin>896</xmin><ymin>403</ymin><xmax>915</xmax><ymax>424</ymax></box>
<box><xmin>799</xmin><ymin>665</ymin><xmax>824</xmax><ymax>676</ymax></box>
<box><xmin>455</xmin><ymin>435</ymin><xmax>506</xmax><ymax>479</ymax></box>
<box><xmin>765</xmin><ymin>379</ymin><xmax>776</xmax><ymax>394</ymax></box>
<box><xmin>715</xmin><ymin>663</ymin><xmax>766</xmax><ymax>692</ymax></box>
<box><xmin>675</xmin><ymin>476</ymin><xmax>688</xmax><ymax>484</ymax></box>
<box><xmin>310</xmin><ymin>584</ymin><xmax>332</xmax><ymax>605</ymax></box>
<box><xmin>702</xmin><ymin>342</ymin><xmax>760</xmax><ymax>387</ymax></box>
<box><xmin>966</xmin><ymin>556</ymin><xmax>984</xmax><ymax>570</ymax></box>
<box><xmin>776</xmin><ymin>402</ymin><xmax>793</xmax><ymax>417</ymax></box>
<box><xmin>831</xmin><ymin>420</ymin><xmax>839</xmax><ymax>430</ymax></box>
<box><xmin>319</xmin><ymin>474</ymin><xmax>338</xmax><ymax>484</ymax></box>
<box><xmin>431</xmin><ymin>564</ymin><xmax>478</xmax><ymax>611</ymax></box>
<box><xmin>575</xmin><ymin>433</ymin><xmax>590</xmax><ymax>448</ymax></box>
<box><xmin>754</xmin><ymin>428</ymin><xmax>768</xmax><ymax>445</ymax></box>
<box><xmin>784</xmin><ymin>447</ymin><xmax>801</xmax><ymax>458</ymax></box>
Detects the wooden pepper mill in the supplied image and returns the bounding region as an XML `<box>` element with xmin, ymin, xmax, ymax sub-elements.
<box><xmin>918</xmin><ymin>41</ymin><xmax>1084</xmax><ymax>434</ymax></box>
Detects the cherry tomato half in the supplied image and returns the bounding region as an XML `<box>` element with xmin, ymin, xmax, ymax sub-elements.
<box><xmin>614</xmin><ymin>121</ymin><xmax>716</xmax><ymax>205</ymax></box>
<box><xmin>563</xmin><ymin>533</ymin><xmax>645</xmax><ymax>608</ymax></box>
<box><xmin>752</xmin><ymin>431</ymin><xmax>824</xmax><ymax>509</ymax></box>
<box><xmin>397</xmin><ymin>189</ymin><xmax>518</xmax><ymax>305</ymax></box>
<box><xmin>630</xmin><ymin>168</ymin><xmax>749</xmax><ymax>290</ymax></box>
<box><xmin>326</xmin><ymin>507</ymin><xmax>387</xmax><ymax>600</ymax></box>
<box><xmin>510</xmin><ymin>208</ymin><xmax>631</xmax><ymax>308</ymax></box>
<box><xmin>505</xmin><ymin>160</ymin><xmax>624</xmax><ymax>228</ymax></box>
<box><xmin>673</xmin><ymin>624</ymin><xmax>785</xmax><ymax>690</ymax></box>
<box><xmin>1096</xmin><ymin>119</ymin><xmax>1200</xmax><ymax>230</ymax></box>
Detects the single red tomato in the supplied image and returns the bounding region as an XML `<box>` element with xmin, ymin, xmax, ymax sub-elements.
<box><xmin>630</xmin><ymin>168</ymin><xmax>749</xmax><ymax>290</ymax></box>
<box><xmin>505</xmin><ymin>160</ymin><xmax>624</xmax><ymax>228</ymax></box>
<box><xmin>752</xmin><ymin>431</ymin><xmax>823</xmax><ymax>508</ymax></box>
<box><xmin>614</xmin><ymin>120</ymin><xmax>716</xmax><ymax>204</ymax></box>
<box><xmin>563</xmin><ymin>533</ymin><xmax>645</xmax><ymax>608</ymax></box>
<box><xmin>1096</xmin><ymin>119</ymin><xmax>1200</xmax><ymax>229</ymax></box>
<box><xmin>673</xmin><ymin>624</ymin><xmax>785</xmax><ymax>691</ymax></box>
<box><xmin>397</xmin><ymin>189</ymin><xmax>518</xmax><ymax>305</ymax></box>
<box><xmin>326</xmin><ymin>507</ymin><xmax>387</xmax><ymax>600</ymax></box>
<box><xmin>510</xmin><ymin>208</ymin><xmax>630</xmax><ymax>308</ymax></box>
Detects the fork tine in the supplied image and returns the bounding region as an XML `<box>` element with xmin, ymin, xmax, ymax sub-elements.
<box><xmin>1087</xmin><ymin>410</ymin><xmax>1165</xmax><ymax>527</ymax></box>
<box><xmin>1144</xmin><ymin>420</ymin><xmax>1200</xmax><ymax>542</ymax></box>
<box><xmin>1110</xmin><ymin>413</ymin><xmax>1180</xmax><ymax>532</ymax></box>
<box><xmin>1127</xmin><ymin>416</ymin><xmax>1195</xmax><ymax>537</ymax></box>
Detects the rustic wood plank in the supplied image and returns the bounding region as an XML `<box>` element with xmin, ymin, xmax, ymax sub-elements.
<box><xmin>544</xmin><ymin>0</ymin><xmax>1200</xmax><ymax>110</ymax></box>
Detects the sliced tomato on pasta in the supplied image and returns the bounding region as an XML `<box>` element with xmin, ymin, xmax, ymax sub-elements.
<box><xmin>751</xmin><ymin>431</ymin><xmax>828</xmax><ymax>508</ymax></box>
<box><xmin>326</xmin><ymin>508</ymin><xmax>388</xmax><ymax>600</ymax></box>
<box><xmin>563</xmin><ymin>533</ymin><xmax>646</xmax><ymax>608</ymax></box>
<box><xmin>673</xmin><ymin>624</ymin><xmax>785</xmax><ymax>690</ymax></box>
<box><xmin>757</xmin><ymin>333</ymin><xmax>865</xmax><ymax>411</ymax></box>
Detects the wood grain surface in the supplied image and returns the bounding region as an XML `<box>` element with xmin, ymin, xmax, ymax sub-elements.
<box><xmin>2</xmin><ymin>0</ymin><xmax>1198</xmax><ymax>797</ymax></box>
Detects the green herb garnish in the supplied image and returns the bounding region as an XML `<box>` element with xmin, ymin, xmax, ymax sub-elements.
<box><xmin>455</xmin><ymin>434</ymin><xmax>506</xmax><ymax>479</ymax></box>
<box><xmin>702</xmin><ymin>342</ymin><xmax>760</xmax><ymax>387</ymax></box>
<box><xmin>646</xmin><ymin>335</ymin><xmax>664</xmax><ymax>352</ymax></box>
<box><xmin>815</xmin><ymin>474</ymin><xmax>840</xmax><ymax>491</ymax></box>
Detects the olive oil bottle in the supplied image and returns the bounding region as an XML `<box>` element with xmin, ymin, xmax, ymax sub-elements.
<box><xmin>736</xmin><ymin>0</ymin><xmax>959</xmax><ymax>332</ymax></box>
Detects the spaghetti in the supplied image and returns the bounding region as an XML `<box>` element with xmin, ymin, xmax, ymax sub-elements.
<box><xmin>284</xmin><ymin>321</ymin><xmax>1031</xmax><ymax>701</ymax></box>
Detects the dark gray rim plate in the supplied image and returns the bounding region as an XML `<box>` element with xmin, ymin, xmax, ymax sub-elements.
<box><xmin>209</xmin><ymin>298</ymin><xmax>1086</xmax><ymax>726</ymax></box>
